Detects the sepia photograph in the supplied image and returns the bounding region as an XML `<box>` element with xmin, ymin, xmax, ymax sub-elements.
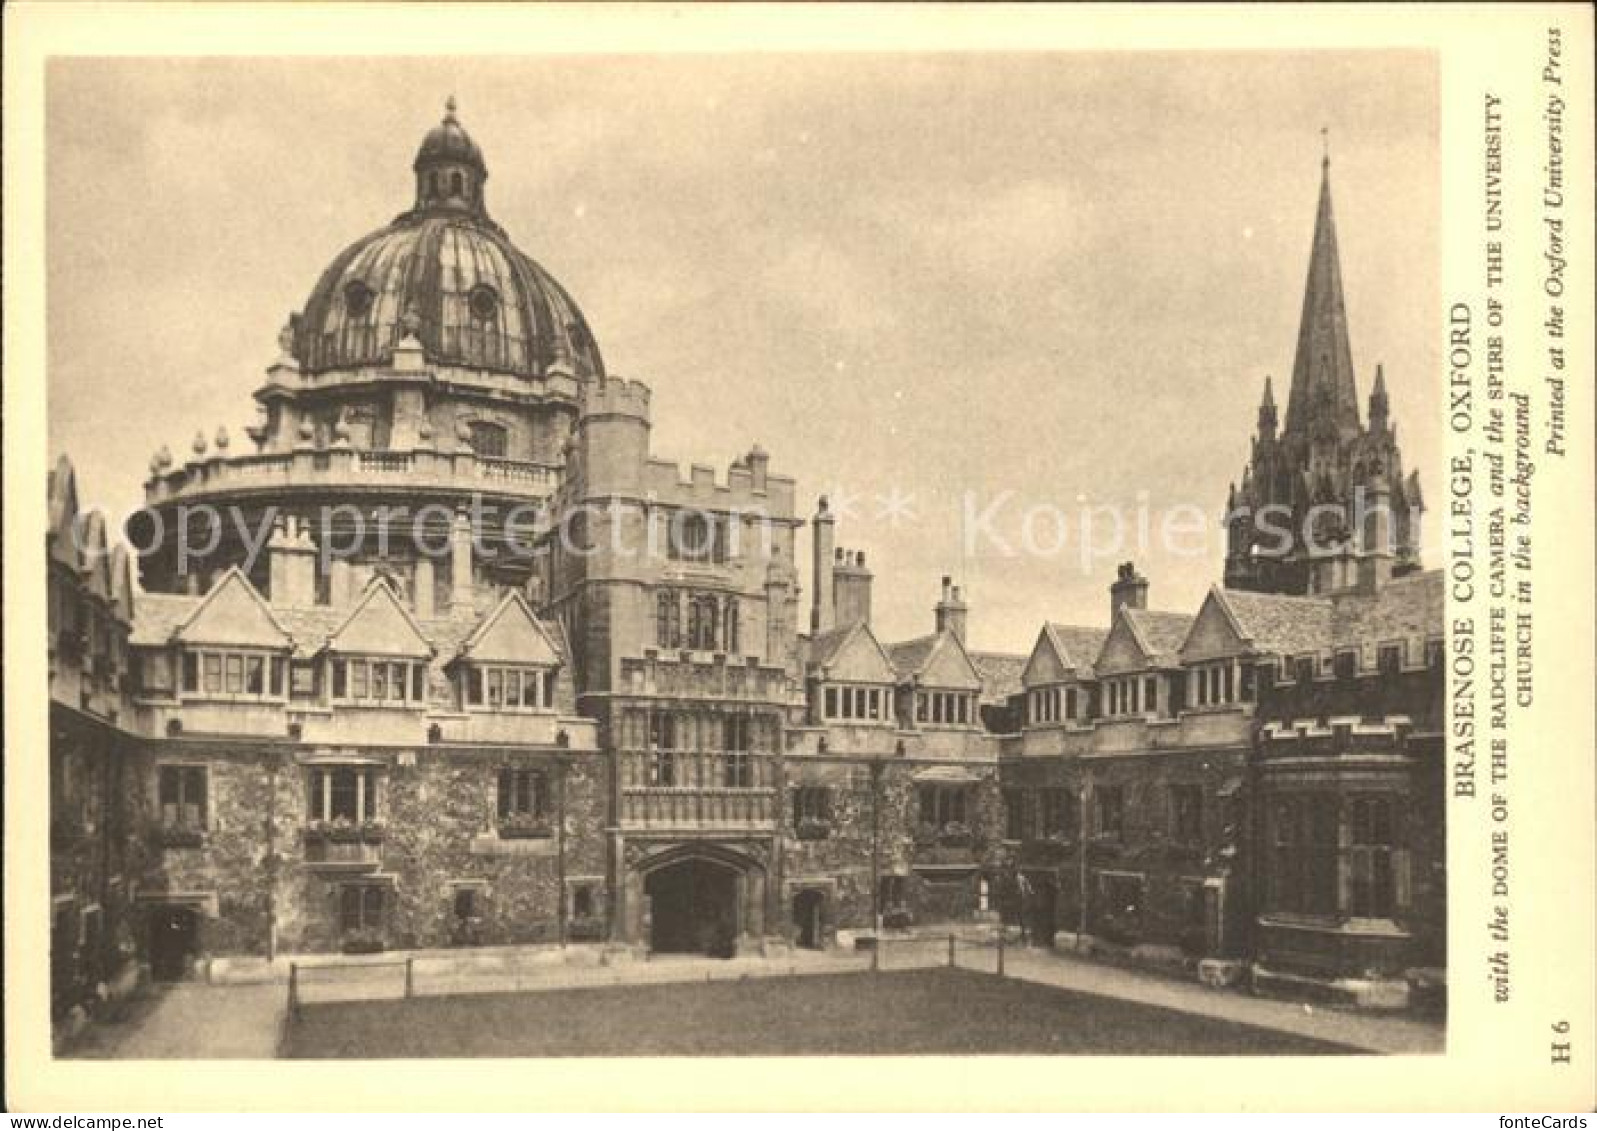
<box><xmin>40</xmin><ymin>50</ymin><xmax>1445</xmax><ymax>1060</ymax></box>
<box><xmin>7</xmin><ymin>2</ymin><xmax>1594</xmax><ymax>1115</ymax></box>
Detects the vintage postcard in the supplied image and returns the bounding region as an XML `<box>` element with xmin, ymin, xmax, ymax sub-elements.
<box><xmin>4</xmin><ymin>1</ymin><xmax>1593</xmax><ymax>1113</ymax></box>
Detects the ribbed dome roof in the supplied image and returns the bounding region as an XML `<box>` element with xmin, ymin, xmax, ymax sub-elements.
<box><xmin>294</xmin><ymin>101</ymin><xmax>604</xmax><ymax>381</ymax></box>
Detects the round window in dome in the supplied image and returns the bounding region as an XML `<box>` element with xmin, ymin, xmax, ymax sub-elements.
<box><xmin>468</xmin><ymin>284</ymin><xmax>500</xmax><ymax>322</ymax></box>
<box><xmin>344</xmin><ymin>280</ymin><xmax>375</xmax><ymax>320</ymax></box>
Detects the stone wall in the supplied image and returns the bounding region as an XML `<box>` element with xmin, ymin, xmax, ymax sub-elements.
<box><xmin>780</xmin><ymin>757</ymin><xmax>1003</xmax><ymax>934</ymax></box>
<box><xmin>135</xmin><ymin>742</ymin><xmax>609</xmax><ymax>956</ymax></box>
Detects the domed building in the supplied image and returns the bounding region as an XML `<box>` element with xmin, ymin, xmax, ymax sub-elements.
<box><xmin>133</xmin><ymin>100</ymin><xmax>601</xmax><ymax>607</ymax></box>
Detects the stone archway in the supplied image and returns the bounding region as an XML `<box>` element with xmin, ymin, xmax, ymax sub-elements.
<box><xmin>629</xmin><ymin>842</ymin><xmax>769</xmax><ymax>958</ymax></box>
<box><xmin>644</xmin><ymin>856</ymin><xmax>739</xmax><ymax>957</ymax></box>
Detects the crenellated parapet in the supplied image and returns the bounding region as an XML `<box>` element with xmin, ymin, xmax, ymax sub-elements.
<box><xmin>581</xmin><ymin>375</ymin><xmax>653</xmax><ymax>424</ymax></box>
<box><xmin>641</xmin><ymin>455</ymin><xmax>796</xmax><ymax>515</ymax></box>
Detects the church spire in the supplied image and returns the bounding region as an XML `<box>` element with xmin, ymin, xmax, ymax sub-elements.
<box><xmin>1284</xmin><ymin>144</ymin><xmax>1361</xmax><ymax>439</ymax></box>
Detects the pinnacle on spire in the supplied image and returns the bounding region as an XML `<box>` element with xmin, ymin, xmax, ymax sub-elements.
<box><xmin>1284</xmin><ymin>144</ymin><xmax>1361</xmax><ymax>439</ymax></box>
<box><xmin>1368</xmin><ymin>363</ymin><xmax>1390</xmax><ymax>429</ymax></box>
<box><xmin>1257</xmin><ymin>374</ymin><xmax>1278</xmax><ymax>438</ymax></box>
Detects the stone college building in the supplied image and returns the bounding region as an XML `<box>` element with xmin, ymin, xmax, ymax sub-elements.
<box><xmin>48</xmin><ymin>104</ymin><xmax>1446</xmax><ymax>1028</ymax></box>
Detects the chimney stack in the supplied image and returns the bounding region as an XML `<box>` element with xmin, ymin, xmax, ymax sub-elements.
<box><xmin>746</xmin><ymin>444</ymin><xmax>770</xmax><ymax>493</ymax></box>
<box><xmin>267</xmin><ymin>517</ymin><xmax>317</xmax><ymax>606</ymax></box>
<box><xmin>1110</xmin><ymin>561</ymin><xmax>1149</xmax><ymax>621</ymax></box>
<box><xmin>810</xmin><ymin>497</ymin><xmax>836</xmax><ymax>633</ymax></box>
<box><xmin>934</xmin><ymin>575</ymin><xmax>968</xmax><ymax>643</ymax></box>
<box><xmin>833</xmin><ymin>548</ymin><xmax>873</xmax><ymax>627</ymax></box>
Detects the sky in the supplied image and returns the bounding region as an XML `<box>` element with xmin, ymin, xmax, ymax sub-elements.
<box><xmin>47</xmin><ymin>53</ymin><xmax>1439</xmax><ymax>655</ymax></box>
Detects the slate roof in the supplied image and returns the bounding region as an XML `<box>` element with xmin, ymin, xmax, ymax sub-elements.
<box><xmin>1122</xmin><ymin>608</ymin><xmax>1194</xmax><ymax>665</ymax></box>
<box><xmin>969</xmin><ymin>650</ymin><xmax>1027</xmax><ymax>703</ymax></box>
<box><xmin>1216</xmin><ymin>589</ymin><xmax>1333</xmax><ymax>657</ymax></box>
<box><xmin>1329</xmin><ymin>569</ymin><xmax>1444</xmax><ymax>648</ymax></box>
<box><xmin>1043</xmin><ymin>623</ymin><xmax>1110</xmax><ymax>679</ymax></box>
<box><xmin>807</xmin><ymin>622</ymin><xmax>864</xmax><ymax>669</ymax></box>
<box><xmin>129</xmin><ymin>593</ymin><xmax>203</xmax><ymax>646</ymax></box>
<box><xmin>886</xmin><ymin>632</ymin><xmax>941</xmax><ymax>678</ymax></box>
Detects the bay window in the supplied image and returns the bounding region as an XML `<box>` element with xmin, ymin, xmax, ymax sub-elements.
<box><xmin>915</xmin><ymin>691</ymin><xmax>976</xmax><ymax>727</ymax></box>
<box><xmin>823</xmin><ymin>683</ymin><xmax>886</xmax><ymax>721</ymax></box>
<box><xmin>331</xmin><ymin>656</ymin><xmax>426</xmax><ymax>706</ymax></box>
<box><xmin>463</xmin><ymin>664</ymin><xmax>554</xmax><ymax>711</ymax></box>
<box><xmin>1188</xmin><ymin>661</ymin><xmax>1240</xmax><ymax>707</ymax></box>
<box><xmin>179</xmin><ymin>647</ymin><xmax>286</xmax><ymax>700</ymax></box>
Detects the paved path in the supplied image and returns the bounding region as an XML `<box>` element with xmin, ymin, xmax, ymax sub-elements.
<box><xmin>994</xmin><ymin>948</ymin><xmax>1443</xmax><ymax>1055</ymax></box>
<box><xmin>69</xmin><ymin>982</ymin><xmax>286</xmax><ymax>1059</ymax></box>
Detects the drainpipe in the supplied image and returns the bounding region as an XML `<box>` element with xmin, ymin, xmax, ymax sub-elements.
<box><xmin>1077</xmin><ymin>772</ymin><xmax>1091</xmax><ymax>949</ymax></box>
<box><xmin>265</xmin><ymin>751</ymin><xmax>280</xmax><ymax>963</ymax></box>
<box><xmin>871</xmin><ymin>760</ymin><xmax>883</xmax><ymax>938</ymax></box>
<box><xmin>556</xmin><ymin>757</ymin><xmax>567</xmax><ymax>947</ymax></box>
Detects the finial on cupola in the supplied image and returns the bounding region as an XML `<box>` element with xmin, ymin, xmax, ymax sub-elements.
<box><xmin>445</xmin><ymin>94</ymin><xmax>458</xmax><ymax>121</ymax></box>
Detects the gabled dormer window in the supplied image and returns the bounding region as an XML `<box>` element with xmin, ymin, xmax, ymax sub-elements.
<box><xmin>822</xmin><ymin>683</ymin><xmax>886</xmax><ymax>721</ymax></box>
<box><xmin>1029</xmin><ymin>685</ymin><xmax>1070</xmax><ymax>725</ymax></box>
<box><xmin>180</xmin><ymin>647</ymin><xmax>287</xmax><ymax>701</ymax></box>
<box><xmin>1102</xmin><ymin>675</ymin><xmax>1146</xmax><ymax>718</ymax></box>
<box><xmin>915</xmin><ymin>691</ymin><xmax>975</xmax><ymax>727</ymax></box>
<box><xmin>1188</xmin><ymin>661</ymin><xmax>1239</xmax><ymax>707</ymax></box>
<box><xmin>462</xmin><ymin>664</ymin><xmax>556</xmax><ymax>711</ymax></box>
<box><xmin>331</xmin><ymin>657</ymin><xmax>426</xmax><ymax>706</ymax></box>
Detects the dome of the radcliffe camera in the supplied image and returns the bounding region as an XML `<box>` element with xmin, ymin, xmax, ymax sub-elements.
<box><xmin>294</xmin><ymin>101</ymin><xmax>604</xmax><ymax>381</ymax></box>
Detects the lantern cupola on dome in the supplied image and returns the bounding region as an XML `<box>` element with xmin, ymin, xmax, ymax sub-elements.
<box><xmin>414</xmin><ymin>95</ymin><xmax>488</xmax><ymax>215</ymax></box>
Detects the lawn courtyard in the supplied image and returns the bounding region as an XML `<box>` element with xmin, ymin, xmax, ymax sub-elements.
<box><xmin>284</xmin><ymin>966</ymin><xmax>1360</xmax><ymax>1057</ymax></box>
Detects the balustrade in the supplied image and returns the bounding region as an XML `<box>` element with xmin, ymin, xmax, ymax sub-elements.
<box><xmin>145</xmin><ymin>447</ymin><xmax>561</xmax><ymax>504</ymax></box>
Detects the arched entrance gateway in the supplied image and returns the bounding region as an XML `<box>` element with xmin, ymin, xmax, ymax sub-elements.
<box><xmin>644</xmin><ymin>857</ymin><xmax>738</xmax><ymax>957</ymax></box>
<box><xmin>630</xmin><ymin>843</ymin><xmax>769</xmax><ymax>958</ymax></box>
